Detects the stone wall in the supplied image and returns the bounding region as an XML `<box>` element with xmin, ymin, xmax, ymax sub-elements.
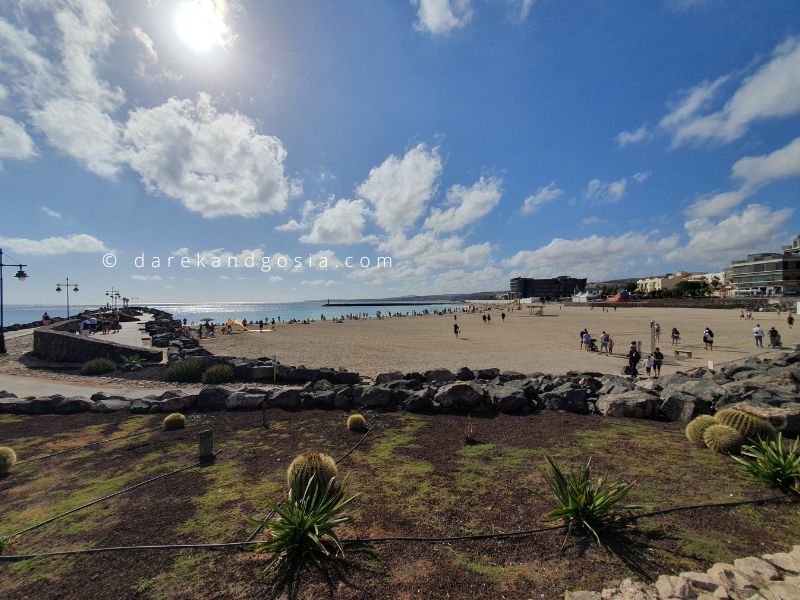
<box><xmin>33</xmin><ymin>318</ymin><xmax>163</xmax><ymax>364</ymax></box>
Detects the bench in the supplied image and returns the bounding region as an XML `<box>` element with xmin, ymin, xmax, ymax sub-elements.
<box><xmin>674</xmin><ymin>350</ymin><xmax>693</xmax><ymax>358</ymax></box>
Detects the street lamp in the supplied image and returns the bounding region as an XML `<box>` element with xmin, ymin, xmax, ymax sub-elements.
<box><xmin>55</xmin><ymin>277</ymin><xmax>79</xmax><ymax>318</ymax></box>
<box><xmin>0</xmin><ymin>248</ymin><xmax>29</xmax><ymax>354</ymax></box>
<box><xmin>106</xmin><ymin>287</ymin><xmax>121</xmax><ymax>310</ymax></box>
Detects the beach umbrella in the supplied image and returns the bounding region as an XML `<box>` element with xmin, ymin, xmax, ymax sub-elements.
<box><xmin>200</xmin><ymin>317</ymin><xmax>214</xmax><ymax>322</ymax></box>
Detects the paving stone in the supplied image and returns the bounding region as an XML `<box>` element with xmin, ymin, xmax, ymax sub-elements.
<box><xmin>762</xmin><ymin>552</ymin><xmax>800</xmax><ymax>575</ymax></box>
<box><xmin>708</xmin><ymin>563</ymin><xmax>760</xmax><ymax>596</ymax></box>
<box><xmin>679</xmin><ymin>572</ymin><xmax>721</xmax><ymax>592</ymax></box>
<box><xmin>732</xmin><ymin>557</ymin><xmax>780</xmax><ymax>587</ymax></box>
<box><xmin>655</xmin><ymin>574</ymin><xmax>696</xmax><ymax>599</ymax></box>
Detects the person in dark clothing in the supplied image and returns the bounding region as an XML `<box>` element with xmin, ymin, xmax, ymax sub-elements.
<box><xmin>453</xmin><ymin>323</ymin><xmax>460</xmax><ymax>338</ymax></box>
<box><xmin>626</xmin><ymin>342</ymin><xmax>641</xmax><ymax>377</ymax></box>
<box><xmin>652</xmin><ymin>347</ymin><xmax>664</xmax><ymax>378</ymax></box>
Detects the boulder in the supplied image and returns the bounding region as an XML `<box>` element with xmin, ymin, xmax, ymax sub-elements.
<box><xmin>381</xmin><ymin>379</ymin><xmax>423</xmax><ymax>391</ymax></box>
<box><xmin>539</xmin><ymin>383</ymin><xmax>589</xmax><ymax>413</ymax></box>
<box><xmin>333</xmin><ymin>387</ymin><xmax>353</xmax><ymax>410</ymax></box>
<box><xmin>375</xmin><ymin>371</ymin><xmax>404</xmax><ymax>385</ymax></box>
<box><xmin>225</xmin><ymin>392</ymin><xmax>266</xmax><ymax>410</ymax></box>
<box><xmin>403</xmin><ymin>389</ymin><xmax>432</xmax><ymax>412</ymax></box>
<box><xmin>301</xmin><ymin>389</ymin><xmax>336</xmax><ymax>409</ymax></box>
<box><xmin>352</xmin><ymin>385</ymin><xmax>396</xmax><ymax>409</ymax></box>
<box><xmin>54</xmin><ymin>396</ymin><xmax>94</xmax><ymax>414</ymax></box>
<box><xmin>598</xmin><ymin>376</ymin><xmax>634</xmax><ymax>396</ymax></box>
<box><xmin>475</xmin><ymin>368</ymin><xmax>500</xmax><ymax>380</ymax></box>
<box><xmin>250</xmin><ymin>365</ymin><xmax>276</xmax><ymax>381</ymax></box>
<box><xmin>0</xmin><ymin>390</ymin><xmax>17</xmax><ymax>399</ymax></box>
<box><xmin>660</xmin><ymin>392</ymin><xmax>709</xmax><ymax>422</ymax></box>
<box><xmin>228</xmin><ymin>357</ymin><xmax>255</xmax><ymax>379</ymax></box>
<box><xmin>292</xmin><ymin>366</ymin><xmax>321</xmax><ymax>383</ymax></box>
<box><xmin>595</xmin><ymin>391</ymin><xmax>659</xmax><ymax>419</ymax></box>
<box><xmin>23</xmin><ymin>396</ymin><xmax>62</xmax><ymax>414</ymax></box>
<box><xmin>660</xmin><ymin>377</ymin><xmax>727</xmax><ymax>404</ymax></box>
<box><xmin>486</xmin><ymin>385</ymin><xmax>529</xmax><ymax>413</ymax></box>
<box><xmin>425</xmin><ymin>368</ymin><xmax>456</xmax><ymax>383</ymax></box>
<box><xmin>197</xmin><ymin>386</ymin><xmax>231</xmax><ymax>411</ymax></box>
<box><xmin>266</xmin><ymin>388</ymin><xmax>301</xmax><ymax>410</ymax></box>
<box><xmin>455</xmin><ymin>367</ymin><xmax>475</xmax><ymax>381</ymax></box>
<box><xmin>433</xmin><ymin>382</ymin><xmax>490</xmax><ymax>413</ymax></box>
<box><xmin>728</xmin><ymin>401</ymin><xmax>800</xmax><ymax>435</ymax></box>
<box><xmin>502</xmin><ymin>377</ymin><xmax>539</xmax><ymax>400</ymax></box>
<box><xmin>332</xmin><ymin>370</ymin><xmax>361</xmax><ymax>385</ymax></box>
<box><xmin>91</xmin><ymin>399</ymin><xmax>132</xmax><ymax>413</ymax></box>
<box><xmin>498</xmin><ymin>371</ymin><xmax>527</xmax><ymax>383</ymax></box>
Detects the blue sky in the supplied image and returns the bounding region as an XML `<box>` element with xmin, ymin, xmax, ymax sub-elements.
<box><xmin>0</xmin><ymin>0</ymin><xmax>799</xmax><ymax>304</ymax></box>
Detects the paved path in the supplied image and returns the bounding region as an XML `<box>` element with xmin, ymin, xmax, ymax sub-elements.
<box><xmin>0</xmin><ymin>373</ymin><xmax>196</xmax><ymax>399</ymax></box>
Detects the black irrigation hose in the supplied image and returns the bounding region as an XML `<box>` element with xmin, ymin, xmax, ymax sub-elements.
<box><xmin>1</xmin><ymin>492</ymin><xmax>792</xmax><ymax>563</ymax></box>
<box><xmin>16</xmin><ymin>425</ymin><xmax>164</xmax><ymax>466</ymax></box>
<box><xmin>244</xmin><ymin>426</ymin><xmax>375</xmax><ymax>543</ymax></box>
<box><xmin>7</xmin><ymin>450</ymin><xmax>222</xmax><ymax>538</ymax></box>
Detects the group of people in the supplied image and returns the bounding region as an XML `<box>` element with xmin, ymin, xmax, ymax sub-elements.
<box><xmin>75</xmin><ymin>312</ymin><xmax>120</xmax><ymax>336</ymax></box>
<box><xmin>451</xmin><ymin>311</ymin><xmax>507</xmax><ymax>338</ymax></box>
<box><xmin>626</xmin><ymin>342</ymin><xmax>664</xmax><ymax>378</ymax></box>
<box><xmin>752</xmin><ymin>324</ymin><xmax>783</xmax><ymax>349</ymax></box>
<box><xmin>578</xmin><ymin>328</ymin><xmax>614</xmax><ymax>354</ymax></box>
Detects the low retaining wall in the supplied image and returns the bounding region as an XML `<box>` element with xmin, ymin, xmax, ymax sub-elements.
<box><xmin>33</xmin><ymin>318</ymin><xmax>163</xmax><ymax>364</ymax></box>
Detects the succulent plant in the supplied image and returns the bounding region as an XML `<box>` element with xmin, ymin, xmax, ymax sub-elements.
<box><xmin>347</xmin><ymin>414</ymin><xmax>367</xmax><ymax>432</ymax></box>
<box><xmin>201</xmin><ymin>364</ymin><xmax>236</xmax><ymax>384</ymax></box>
<box><xmin>703</xmin><ymin>424</ymin><xmax>746</xmax><ymax>454</ymax></box>
<box><xmin>163</xmin><ymin>412</ymin><xmax>187</xmax><ymax>431</ymax></box>
<box><xmin>716</xmin><ymin>408</ymin><xmax>776</xmax><ymax>442</ymax></box>
<box><xmin>80</xmin><ymin>357</ymin><xmax>117</xmax><ymax>375</ymax></box>
<box><xmin>685</xmin><ymin>414</ymin><xmax>717</xmax><ymax>445</ymax></box>
<box><xmin>165</xmin><ymin>359</ymin><xmax>204</xmax><ymax>383</ymax></box>
<box><xmin>286</xmin><ymin>452</ymin><xmax>338</xmax><ymax>495</ymax></box>
<box><xmin>0</xmin><ymin>446</ymin><xmax>17</xmax><ymax>478</ymax></box>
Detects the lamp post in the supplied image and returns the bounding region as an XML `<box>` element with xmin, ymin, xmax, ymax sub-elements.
<box><xmin>105</xmin><ymin>287</ymin><xmax>121</xmax><ymax>311</ymax></box>
<box><xmin>55</xmin><ymin>277</ymin><xmax>79</xmax><ymax>318</ymax></box>
<box><xmin>0</xmin><ymin>248</ymin><xmax>29</xmax><ymax>354</ymax></box>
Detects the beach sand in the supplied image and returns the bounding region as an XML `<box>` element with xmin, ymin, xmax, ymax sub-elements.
<box><xmin>201</xmin><ymin>305</ymin><xmax>798</xmax><ymax>378</ymax></box>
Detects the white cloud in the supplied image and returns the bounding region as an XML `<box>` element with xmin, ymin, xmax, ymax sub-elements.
<box><xmin>275</xmin><ymin>219</ymin><xmax>307</xmax><ymax>232</ymax></box>
<box><xmin>521</xmin><ymin>182</ymin><xmax>562</xmax><ymax>215</ymax></box>
<box><xmin>0</xmin><ymin>233</ymin><xmax>108</xmax><ymax>256</ymax></box>
<box><xmin>424</xmin><ymin>176</ymin><xmax>502</xmax><ymax>232</ymax></box>
<box><xmin>124</xmin><ymin>94</ymin><xmax>291</xmax><ymax>218</ymax></box>
<box><xmin>686</xmin><ymin>135</ymin><xmax>800</xmax><ymax>218</ymax></box>
<box><xmin>412</xmin><ymin>0</ymin><xmax>472</xmax><ymax>35</ymax></box>
<box><xmin>31</xmin><ymin>98</ymin><xmax>122</xmax><ymax>177</ymax></box>
<box><xmin>586</xmin><ymin>178</ymin><xmax>627</xmax><ymax>203</ymax></box>
<box><xmin>0</xmin><ymin>115</ymin><xmax>36</xmax><ymax>160</ymax></box>
<box><xmin>269</xmin><ymin>275</ymin><xmax>284</xmax><ymax>283</ymax></box>
<box><xmin>132</xmin><ymin>26</ymin><xmax>157</xmax><ymax>61</ymax></box>
<box><xmin>379</xmin><ymin>231</ymin><xmax>492</xmax><ymax>269</ymax></box>
<box><xmin>131</xmin><ymin>274</ymin><xmax>162</xmax><ymax>281</ymax></box>
<box><xmin>39</xmin><ymin>206</ymin><xmax>62</xmax><ymax>219</ymax></box>
<box><xmin>667</xmin><ymin>37</ymin><xmax>800</xmax><ymax>146</ymax></box>
<box><xmin>668</xmin><ymin>204</ymin><xmax>794</xmax><ymax>264</ymax></box>
<box><xmin>431</xmin><ymin>266</ymin><xmax>505</xmax><ymax>292</ymax></box>
<box><xmin>581</xmin><ymin>216</ymin><xmax>604</xmax><ymax>226</ymax></box>
<box><xmin>504</xmin><ymin>232</ymin><xmax>679</xmax><ymax>280</ymax></box>
<box><xmin>357</xmin><ymin>143</ymin><xmax>443</xmax><ymax>232</ymax></box>
<box><xmin>275</xmin><ymin>199</ymin><xmax>320</xmax><ymax>232</ymax></box>
<box><xmin>300</xmin><ymin>279</ymin><xmax>343</xmax><ymax>287</ymax></box>
<box><xmin>633</xmin><ymin>171</ymin><xmax>651</xmax><ymax>183</ymax></box>
<box><xmin>508</xmin><ymin>0</ymin><xmax>535</xmax><ymax>22</ymax></box>
<box><xmin>615</xmin><ymin>127</ymin><xmax>649</xmax><ymax>147</ymax></box>
<box><xmin>299</xmin><ymin>199</ymin><xmax>367</xmax><ymax>244</ymax></box>
<box><xmin>659</xmin><ymin>76</ymin><xmax>728</xmax><ymax>131</ymax></box>
<box><xmin>307</xmin><ymin>249</ymin><xmax>343</xmax><ymax>269</ymax></box>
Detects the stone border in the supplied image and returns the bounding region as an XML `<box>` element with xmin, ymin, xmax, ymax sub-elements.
<box><xmin>566</xmin><ymin>546</ymin><xmax>800</xmax><ymax>599</ymax></box>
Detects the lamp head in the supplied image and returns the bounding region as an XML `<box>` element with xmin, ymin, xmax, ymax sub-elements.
<box><xmin>56</xmin><ymin>285</ymin><xmax>62</xmax><ymax>293</ymax></box>
<box><xmin>15</xmin><ymin>269</ymin><xmax>28</xmax><ymax>281</ymax></box>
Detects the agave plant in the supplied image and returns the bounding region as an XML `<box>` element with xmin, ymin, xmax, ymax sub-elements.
<box><xmin>120</xmin><ymin>354</ymin><xmax>145</xmax><ymax>371</ymax></box>
<box><xmin>539</xmin><ymin>456</ymin><xmax>642</xmax><ymax>549</ymax></box>
<box><xmin>246</xmin><ymin>473</ymin><xmax>358</xmax><ymax>573</ymax></box>
<box><xmin>733</xmin><ymin>433</ymin><xmax>800</xmax><ymax>494</ymax></box>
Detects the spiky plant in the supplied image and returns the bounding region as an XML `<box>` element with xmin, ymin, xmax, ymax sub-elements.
<box><xmin>538</xmin><ymin>456</ymin><xmax>642</xmax><ymax>549</ymax></box>
<box><xmin>716</xmin><ymin>408</ymin><xmax>776</xmax><ymax>442</ymax></box>
<box><xmin>463</xmin><ymin>415</ymin><xmax>479</xmax><ymax>445</ymax></box>
<box><xmin>246</xmin><ymin>473</ymin><xmax>357</xmax><ymax>573</ymax></box>
<box><xmin>80</xmin><ymin>357</ymin><xmax>117</xmax><ymax>375</ymax></box>
<box><xmin>120</xmin><ymin>354</ymin><xmax>145</xmax><ymax>371</ymax></box>
<box><xmin>347</xmin><ymin>414</ymin><xmax>367</xmax><ymax>432</ymax></box>
<box><xmin>165</xmin><ymin>359</ymin><xmax>204</xmax><ymax>383</ymax></box>
<box><xmin>685</xmin><ymin>414</ymin><xmax>716</xmax><ymax>445</ymax></box>
<box><xmin>0</xmin><ymin>446</ymin><xmax>16</xmax><ymax>478</ymax></box>
<box><xmin>287</xmin><ymin>452</ymin><xmax>338</xmax><ymax>497</ymax></box>
<box><xmin>202</xmin><ymin>364</ymin><xmax>236</xmax><ymax>384</ymax></box>
<box><xmin>703</xmin><ymin>424</ymin><xmax>746</xmax><ymax>454</ymax></box>
<box><xmin>163</xmin><ymin>412</ymin><xmax>187</xmax><ymax>431</ymax></box>
<box><xmin>733</xmin><ymin>433</ymin><xmax>800</xmax><ymax>494</ymax></box>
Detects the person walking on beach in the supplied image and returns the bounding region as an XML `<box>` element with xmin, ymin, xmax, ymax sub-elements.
<box><xmin>671</xmin><ymin>327</ymin><xmax>680</xmax><ymax>345</ymax></box>
<box><xmin>599</xmin><ymin>331</ymin><xmax>610</xmax><ymax>355</ymax></box>
<box><xmin>258</xmin><ymin>319</ymin><xmax>264</xmax><ymax>332</ymax></box>
<box><xmin>582</xmin><ymin>330</ymin><xmax>592</xmax><ymax>351</ymax></box>
<box><xmin>654</xmin><ymin>323</ymin><xmax>661</xmax><ymax>342</ymax></box>
<box><xmin>626</xmin><ymin>342</ymin><xmax>641</xmax><ymax>378</ymax></box>
<box><xmin>769</xmin><ymin>326</ymin><xmax>781</xmax><ymax>348</ymax></box>
<box><xmin>501</xmin><ymin>312</ymin><xmax>506</xmax><ymax>322</ymax></box>
<box><xmin>788</xmin><ymin>314</ymin><xmax>794</xmax><ymax>329</ymax></box>
<box><xmin>579</xmin><ymin>328</ymin><xmax>588</xmax><ymax>349</ymax></box>
<box><xmin>753</xmin><ymin>324</ymin><xmax>764</xmax><ymax>348</ymax></box>
<box><xmin>645</xmin><ymin>353</ymin><xmax>655</xmax><ymax>377</ymax></box>
<box><xmin>703</xmin><ymin>327</ymin><xmax>714</xmax><ymax>351</ymax></box>
<box><xmin>487</xmin><ymin>314</ymin><xmax>491</xmax><ymax>323</ymax></box>
<box><xmin>653</xmin><ymin>347</ymin><xmax>664</xmax><ymax>378</ymax></box>
<box><xmin>482</xmin><ymin>314</ymin><xmax>487</xmax><ymax>324</ymax></box>
<box><xmin>453</xmin><ymin>323</ymin><xmax>460</xmax><ymax>338</ymax></box>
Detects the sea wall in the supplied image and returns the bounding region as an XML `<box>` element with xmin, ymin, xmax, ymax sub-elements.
<box><xmin>33</xmin><ymin>318</ymin><xmax>163</xmax><ymax>364</ymax></box>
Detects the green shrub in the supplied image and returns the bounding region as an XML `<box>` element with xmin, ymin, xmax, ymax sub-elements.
<box><xmin>287</xmin><ymin>452</ymin><xmax>338</xmax><ymax>497</ymax></box>
<box><xmin>685</xmin><ymin>415</ymin><xmax>717</xmax><ymax>445</ymax></box>
<box><xmin>246</xmin><ymin>472</ymin><xmax>357</xmax><ymax>573</ymax></box>
<box><xmin>120</xmin><ymin>354</ymin><xmax>145</xmax><ymax>371</ymax></box>
<box><xmin>733</xmin><ymin>433</ymin><xmax>800</xmax><ymax>493</ymax></box>
<box><xmin>201</xmin><ymin>364</ymin><xmax>236</xmax><ymax>384</ymax></box>
<box><xmin>165</xmin><ymin>359</ymin><xmax>204</xmax><ymax>383</ymax></box>
<box><xmin>0</xmin><ymin>446</ymin><xmax>17</xmax><ymax>478</ymax></box>
<box><xmin>716</xmin><ymin>408</ymin><xmax>776</xmax><ymax>442</ymax></box>
<box><xmin>538</xmin><ymin>456</ymin><xmax>641</xmax><ymax>549</ymax></box>
<box><xmin>703</xmin><ymin>424</ymin><xmax>745</xmax><ymax>454</ymax></box>
<box><xmin>347</xmin><ymin>414</ymin><xmax>366</xmax><ymax>432</ymax></box>
<box><xmin>163</xmin><ymin>413</ymin><xmax>187</xmax><ymax>431</ymax></box>
<box><xmin>80</xmin><ymin>357</ymin><xmax>117</xmax><ymax>375</ymax></box>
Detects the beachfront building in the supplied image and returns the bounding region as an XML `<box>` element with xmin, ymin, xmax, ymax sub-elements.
<box><xmin>729</xmin><ymin>235</ymin><xmax>800</xmax><ymax>296</ymax></box>
<box><xmin>509</xmin><ymin>276</ymin><xmax>587</xmax><ymax>300</ymax></box>
<box><xmin>635</xmin><ymin>272</ymin><xmax>690</xmax><ymax>293</ymax></box>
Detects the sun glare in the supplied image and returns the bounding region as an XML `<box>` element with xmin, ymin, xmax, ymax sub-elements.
<box><xmin>174</xmin><ymin>0</ymin><xmax>229</xmax><ymax>53</ymax></box>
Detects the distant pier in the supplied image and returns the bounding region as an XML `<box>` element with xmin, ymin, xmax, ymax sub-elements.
<box><xmin>322</xmin><ymin>302</ymin><xmax>461</xmax><ymax>307</ymax></box>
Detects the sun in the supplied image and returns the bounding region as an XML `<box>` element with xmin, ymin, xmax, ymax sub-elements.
<box><xmin>174</xmin><ymin>0</ymin><xmax>229</xmax><ymax>53</ymax></box>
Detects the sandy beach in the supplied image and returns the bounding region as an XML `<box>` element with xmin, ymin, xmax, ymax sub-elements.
<box><xmin>201</xmin><ymin>305</ymin><xmax>799</xmax><ymax>378</ymax></box>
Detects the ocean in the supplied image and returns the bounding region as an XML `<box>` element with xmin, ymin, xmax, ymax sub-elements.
<box><xmin>3</xmin><ymin>301</ymin><xmax>466</xmax><ymax>327</ymax></box>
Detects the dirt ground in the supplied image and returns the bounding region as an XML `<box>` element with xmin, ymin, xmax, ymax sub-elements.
<box><xmin>202</xmin><ymin>305</ymin><xmax>798</xmax><ymax>378</ymax></box>
<box><xmin>1</xmin><ymin>409</ymin><xmax>798</xmax><ymax>600</ymax></box>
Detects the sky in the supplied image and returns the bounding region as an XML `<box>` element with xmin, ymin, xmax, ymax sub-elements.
<box><xmin>0</xmin><ymin>0</ymin><xmax>799</xmax><ymax>304</ymax></box>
